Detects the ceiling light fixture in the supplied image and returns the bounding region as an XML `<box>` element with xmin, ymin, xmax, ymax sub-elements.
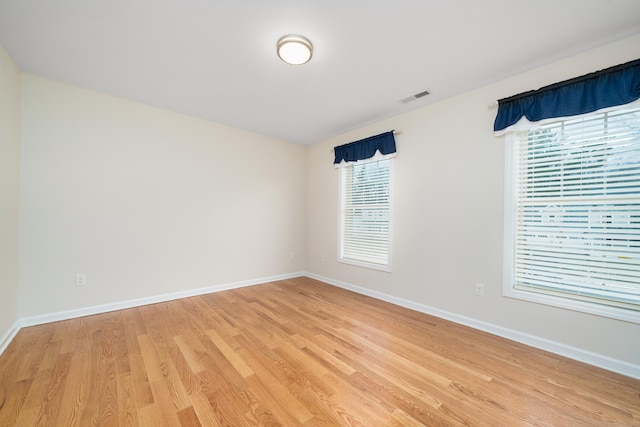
<box><xmin>277</xmin><ymin>34</ymin><xmax>313</xmax><ymax>65</ymax></box>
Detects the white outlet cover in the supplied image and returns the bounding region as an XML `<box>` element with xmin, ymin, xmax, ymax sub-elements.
<box><xmin>76</xmin><ymin>274</ymin><xmax>87</xmax><ymax>286</ymax></box>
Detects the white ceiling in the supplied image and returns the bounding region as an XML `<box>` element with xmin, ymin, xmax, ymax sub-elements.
<box><xmin>1</xmin><ymin>1</ymin><xmax>639</xmax><ymax>145</ymax></box>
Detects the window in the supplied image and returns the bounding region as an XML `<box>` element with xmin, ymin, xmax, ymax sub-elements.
<box><xmin>504</xmin><ymin>104</ymin><xmax>640</xmax><ymax>322</ymax></box>
<box><xmin>339</xmin><ymin>157</ymin><xmax>392</xmax><ymax>271</ymax></box>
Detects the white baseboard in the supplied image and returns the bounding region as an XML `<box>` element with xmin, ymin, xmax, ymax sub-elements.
<box><xmin>6</xmin><ymin>271</ymin><xmax>638</xmax><ymax>380</ymax></box>
<box><xmin>305</xmin><ymin>272</ymin><xmax>640</xmax><ymax>380</ymax></box>
<box><xmin>0</xmin><ymin>319</ymin><xmax>21</xmax><ymax>356</ymax></box>
<box><xmin>20</xmin><ymin>271</ymin><xmax>305</xmax><ymax>328</ymax></box>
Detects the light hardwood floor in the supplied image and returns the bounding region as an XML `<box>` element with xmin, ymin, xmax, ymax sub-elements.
<box><xmin>0</xmin><ymin>277</ymin><xmax>638</xmax><ymax>426</ymax></box>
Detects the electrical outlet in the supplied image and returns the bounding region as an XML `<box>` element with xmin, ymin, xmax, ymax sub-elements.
<box><xmin>76</xmin><ymin>273</ymin><xmax>87</xmax><ymax>287</ymax></box>
<box><xmin>320</xmin><ymin>254</ymin><xmax>325</xmax><ymax>262</ymax></box>
<box><xmin>290</xmin><ymin>252</ymin><xmax>295</xmax><ymax>260</ymax></box>
<box><xmin>475</xmin><ymin>283</ymin><xmax>484</xmax><ymax>296</ymax></box>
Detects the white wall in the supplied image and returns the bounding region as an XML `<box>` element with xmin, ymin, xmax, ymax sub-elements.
<box><xmin>0</xmin><ymin>44</ymin><xmax>21</xmax><ymax>344</ymax></box>
<box><xmin>18</xmin><ymin>75</ymin><xmax>306</xmax><ymax>318</ymax></box>
<box><xmin>306</xmin><ymin>34</ymin><xmax>640</xmax><ymax>367</ymax></box>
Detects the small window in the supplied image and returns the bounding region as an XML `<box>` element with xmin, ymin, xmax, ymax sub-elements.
<box><xmin>504</xmin><ymin>104</ymin><xmax>640</xmax><ymax>322</ymax></box>
<box><xmin>339</xmin><ymin>157</ymin><xmax>392</xmax><ymax>271</ymax></box>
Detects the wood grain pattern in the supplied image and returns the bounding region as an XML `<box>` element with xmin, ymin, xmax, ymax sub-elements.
<box><xmin>1</xmin><ymin>277</ymin><xmax>638</xmax><ymax>426</ymax></box>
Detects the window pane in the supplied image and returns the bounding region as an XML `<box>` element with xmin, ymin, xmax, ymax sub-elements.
<box><xmin>512</xmin><ymin>106</ymin><xmax>640</xmax><ymax>311</ymax></box>
<box><xmin>340</xmin><ymin>159</ymin><xmax>391</xmax><ymax>269</ymax></box>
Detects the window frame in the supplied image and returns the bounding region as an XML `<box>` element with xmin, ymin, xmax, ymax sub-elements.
<box><xmin>503</xmin><ymin>107</ymin><xmax>640</xmax><ymax>324</ymax></box>
<box><xmin>338</xmin><ymin>156</ymin><xmax>393</xmax><ymax>272</ymax></box>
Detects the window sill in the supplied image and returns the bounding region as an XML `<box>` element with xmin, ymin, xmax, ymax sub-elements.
<box><xmin>503</xmin><ymin>285</ymin><xmax>640</xmax><ymax>324</ymax></box>
<box><xmin>338</xmin><ymin>257</ymin><xmax>392</xmax><ymax>273</ymax></box>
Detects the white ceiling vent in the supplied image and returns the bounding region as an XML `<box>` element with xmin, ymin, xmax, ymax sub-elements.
<box><xmin>400</xmin><ymin>89</ymin><xmax>431</xmax><ymax>104</ymax></box>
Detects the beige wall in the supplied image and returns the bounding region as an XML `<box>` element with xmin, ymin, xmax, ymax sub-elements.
<box><xmin>306</xmin><ymin>34</ymin><xmax>640</xmax><ymax>366</ymax></box>
<box><xmin>18</xmin><ymin>75</ymin><xmax>307</xmax><ymax>317</ymax></box>
<box><xmin>0</xmin><ymin>44</ymin><xmax>21</xmax><ymax>341</ymax></box>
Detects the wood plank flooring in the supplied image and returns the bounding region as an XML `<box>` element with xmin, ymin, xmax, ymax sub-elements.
<box><xmin>0</xmin><ymin>277</ymin><xmax>638</xmax><ymax>426</ymax></box>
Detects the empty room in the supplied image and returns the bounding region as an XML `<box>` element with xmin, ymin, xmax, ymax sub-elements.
<box><xmin>1</xmin><ymin>1</ymin><xmax>639</xmax><ymax>425</ymax></box>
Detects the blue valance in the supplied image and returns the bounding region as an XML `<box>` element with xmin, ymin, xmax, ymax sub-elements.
<box><xmin>334</xmin><ymin>131</ymin><xmax>396</xmax><ymax>165</ymax></box>
<box><xmin>494</xmin><ymin>58</ymin><xmax>640</xmax><ymax>132</ymax></box>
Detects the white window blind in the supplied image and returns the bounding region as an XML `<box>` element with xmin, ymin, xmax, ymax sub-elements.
<box><xmin>340</xmin><ymin>158</ymin><xmax>391</xmax><ymax>270</ymax></box>
<box><xmin>510</xmin><ymin>105</ymin><xmax>640</xmax><ymax>312</ymax></box>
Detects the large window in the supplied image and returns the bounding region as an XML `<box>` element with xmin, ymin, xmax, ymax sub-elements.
<box><xmin>504</xmin><ymin>104</ymin><xmax>640</xmax><ymax>322</ymax></box>
<box><xmin>339</xmin><ymin>157</ymin><xmax>392</xmax><ymax>271</ymax></box>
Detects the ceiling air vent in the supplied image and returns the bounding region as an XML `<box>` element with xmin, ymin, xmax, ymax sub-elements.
<box><xmin>399</xmin><ymin>89</ymin><xmax>431</xmax><ymax>104</ymax></box>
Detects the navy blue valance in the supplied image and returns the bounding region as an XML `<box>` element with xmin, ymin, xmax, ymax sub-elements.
<box><xmin>494</xmin><ymin>58</ymin><xmax>640</xmax><ymax>132</ymax></box>
<box><xmin>334</xmin><ymin>131</ymin><xmax>396</xmax><ymax>165</ymax></box>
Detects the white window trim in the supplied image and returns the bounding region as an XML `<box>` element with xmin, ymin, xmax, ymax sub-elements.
<box><xmin>503</xmin><ymin>133</ymin><xmax>640</xmax><ymax>324</ymax></box>
<box><xmin>338</xmin><ymin>156</ymin><xmax>393</xmax><ymax>273</ymax></box>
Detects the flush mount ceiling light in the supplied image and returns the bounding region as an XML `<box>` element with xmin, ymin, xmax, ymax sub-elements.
<box><xmin>277</xmin><ymin>34</ymin><xmax>313</xmax><ymax>65</ymax></box>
